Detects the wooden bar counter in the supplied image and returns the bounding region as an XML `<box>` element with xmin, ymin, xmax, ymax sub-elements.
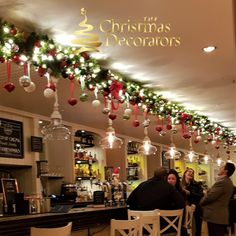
<box><xmin>0</xmin><ymin>206</ymin><xmax>127</xmax><ymax>236</ymax></box>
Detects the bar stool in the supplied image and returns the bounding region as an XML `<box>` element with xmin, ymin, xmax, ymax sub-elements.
<box><xmin>110</xmin><ymin>218</ymin><xmax>140</xmax><ymax>236</ymax></box>
<box><xmin>30</xmin><ymin>222</ymin><xmax>72</xmax><ymax>236</ymax></box>
<box><xmin>183</xmin><ymin>204</ymin><xmax>196</xmax><ymax>236</ymax></box>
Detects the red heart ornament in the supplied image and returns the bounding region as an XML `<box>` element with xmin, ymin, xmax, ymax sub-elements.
<box><xmin>166</xmin><ymin>124</ymin><xmax>172</xmax><ymax>130</ymax></box>
<box><xmin>4</xmin><ymin>82</ymin><xmax>15</xmax><ymax>92</ymax></box>
<box><xmin>133</xmin><ymin>120</ymin><xmax>140</xmax><ymax>127</ymax></box>
<box><xmin>155</xmin><ymin>126</ymin><xmax>163</xmax><ymax>132</ymax></box>
<box><xmin>109</xmin><ymin>114</ymin><xmax>117</xmax><ymax>120</ymax></box>
<box><xmin>68</xmin><ymin>98</ymin><xmax>78</xmax><ymax>106</ymax></box>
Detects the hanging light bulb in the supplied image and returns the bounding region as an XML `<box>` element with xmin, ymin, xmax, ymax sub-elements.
<box><xmin>41</xmin><ymin>77</ymin><xmax>71</xmax><ymax>141</ymax></box>
<box><xmin>184</xmin><ymin>138</ymin><xmax>198</xmax><ymax>163</ymax></box>
<box><xmin>164</xmin><ymin>133</ymin><xmax>181</xmax><ymax>160</ymax></box>
<box><xmin>100</xmin><ymin>118</ymin><xmax>123</xmax><ymax>149</ymax></box>
<box><xmin>138</xmin><ymin>127</ymin><xmax>157</xmax><ymax>155</ymax></box>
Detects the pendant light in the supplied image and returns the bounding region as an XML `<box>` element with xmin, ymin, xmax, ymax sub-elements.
<box><xmin>215</xmin><ymin>152</ymin><xmax>225</xmax><ymax>167</ymax></box>
<box><xmin>100</xmin><ymin>118</ymin><xmax>123</xmax><ymax>149</ymax></box>
<box><xmin>164</xmin><ymin>132</ymin><xmax>181</xmax><ymax>160</ymax></box>
<box><xmin>199</xmin><ymin>143</ymin><xmax>212</xmax><ymax>164</ymax></box>
<box><xmin>184</xmin><ymin>138</ymin><xmax>198</xmax><ymax>163</ymax></box>
<box><xmin>138</xmin><ymin>127</ymin><xmax>157</xmax><ymax>155</ymax></box>
<box><xmin>41</xmin><ymin>77</ymin><xmax>71</xmax><ymax>141</ymax></box>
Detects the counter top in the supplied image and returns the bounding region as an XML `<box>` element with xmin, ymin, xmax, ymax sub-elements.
<box><xmin>0</xmin><ymin>206</ymin><xmax>127</xmax><ymax>236</ymax></box>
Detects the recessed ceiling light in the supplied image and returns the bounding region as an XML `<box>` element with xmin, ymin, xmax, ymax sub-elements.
<box><xmin>202</xmin><ymin>46</ymin><xmax>216</xmax><ymax>53</ymax></box>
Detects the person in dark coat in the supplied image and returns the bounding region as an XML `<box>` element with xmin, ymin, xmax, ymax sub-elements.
<box><xmin>200</xmin><ymin>162</ymin><xmax>235</xmax><ymax>236</ymax></box>
<box><xmin>182</xmin><ymin>168</ymin><xmax>204</xmax><ymax>236</ymax></box>
<box><xmin>127</xmin><ymin>167</ymin><xmax>185</xmax><ymax>210</ymax></box>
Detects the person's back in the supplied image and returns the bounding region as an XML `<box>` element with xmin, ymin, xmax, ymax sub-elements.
<box><xmin>127</xmin><ymin>167</ymin><xmax>185</xmax><ymax>210</ymax></box>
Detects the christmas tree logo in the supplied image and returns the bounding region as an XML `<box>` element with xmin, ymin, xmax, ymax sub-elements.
<box><xmin>71</xmin><ymin>8</ymin><xmax>102</xmax><ymax>53</ymax></box>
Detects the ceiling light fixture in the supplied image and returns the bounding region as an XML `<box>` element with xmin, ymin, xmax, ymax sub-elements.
<box><xmin>164</xmin><ymin>133</ymin><xmax>181</xmax><ymax>160</ymax></box>
<box><xmin>100</xmin><ymin>118</ymin><xmax>123</xmax><ymax>149</ymax></box>
<box><xmin>199</xmin><ymin>143</ymin><xmax>212</xmax><ymax>164</ymax></box>
<box><xmin>138</xmin><ymin>127</ymin><xmax>157</xmax><ymax>155</ymax></box>
<box><xmin>184</xmin><ymin>138</ymin><xmax>198</xmax><ymax>163</ymax></box>
<box><xmin>41</xmin><ymin>77</ymin><xmax>71</xmax><ymax>141</ymax></box>
<box><xmin>202</xmin><ymin>46</ymin><xmax>216</xmax><ymax>53</ymax></box>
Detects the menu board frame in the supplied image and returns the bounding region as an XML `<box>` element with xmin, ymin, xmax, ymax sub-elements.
<box><xmin>0</xmin><ymin>118</ymin><xmax>24</xmax><ymax>158</ymax></box>
<box><xmin>161</xmin><ymin>150</ymin><xmax>171</xmax><ymax>171</ymax></box>
<box><xmin>1</xmin><ymin>178</ymin><xmax>19</xmax><ymax>204</ymax></box>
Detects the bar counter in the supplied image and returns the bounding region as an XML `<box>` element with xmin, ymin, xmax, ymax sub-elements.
<box><xmin>0</xmin><ymin>206</ymin><xmax>127</xmax><ymax>236</ymax></box>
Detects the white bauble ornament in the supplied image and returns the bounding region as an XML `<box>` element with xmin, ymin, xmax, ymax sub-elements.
<box><xmin>92</xmin><ymin>99</ymin><xmax>101</xmax><ymax>107</ymax></box>
<box><xmin>196</xmin><ymin>135</ymin><xmax>202</xmax><ymax>141</ymax></box>
<box><xmin>102</xmin><ymin>107</ymin><xmax>110</xmax><ymax>114</ymax></box>
<box><xmin>19</xmin><ymin>75</ymin><xmax>31</xmax><ymax>87</ymax></box>
<box><xmin>124</xmin><ymin>108</ymin><xmax>132</xmax><ymax>115</ymax></box>
<box><xmin>44</xmin><ymin>88</ymin><xmax>55</xmax><ymax>98</ymax></box>
<box><xmin>211</xmin><ymin>140</ymin><xmax>216</xmax><ymax>145</ymax></box>
<box><xmin>24</xmin><ymin>81</ymin><xmax>36</xmax><ymax>93</ymax></box>
<box><xmin>159</xmin><ymin>130</ymin><xmax>167</xmax><ymax>136</ymax></box>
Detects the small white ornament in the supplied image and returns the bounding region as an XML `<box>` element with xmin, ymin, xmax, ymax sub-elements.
<box><xmin>44</xmin><ymin>88</ymin><xmax>55</xmax><ymax>98</ymax></box>
<box><xmin>211</xmin><ymin>140</ymin><xmax>216</xmax><ymax>145</ymax></box>
<box><xmin>102</xmin><ymin>107</ymin><xmax>110</xmax><ymax>114</ymax></box>
<box><xmin>196</xmin><ymin>135</ymin><xmax>202</xmax><ymax>141</ymax></box>
<box><xmin>19</xmin><ymin>75</ymin><xmax>31</xmax><ymax>87</ymax></box>
<box><xmin>24</xmin><ymin>81</ymin><xmax>36</xmax><ymax>93</ymax></box>
<box><xmin>124</xmin><ymin>108</ymin><xmax>132</xmax><ymax>115</ymax></box>
<box><xmin>92</xmin><ymin>99</ymin><xmax>101</xmax><ymax>107</ymax></box>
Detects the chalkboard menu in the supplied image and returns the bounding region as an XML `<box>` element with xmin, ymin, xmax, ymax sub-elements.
<box><xmin>1</xmin><ymin>178</ymin><xmax>19</xmax><ymax>204</ymax></box>
<box><xmin>0</xmin><ymin>118</ymin><xmax>24</xmax><ymax>158</ymax></box>
<box><xmin>161</xmin><ymin>151</ymin><xmax>171</xmax><ymax>171</ymax></box>
<box><xmin>93</xmin><ymin>191</ymin><xmax>104</xmax><ymax>205</ymax></box>
<box><xmin>31</xmin><ymin>136</ymin><xmax>43</xmax><ymax>152</ymax></box>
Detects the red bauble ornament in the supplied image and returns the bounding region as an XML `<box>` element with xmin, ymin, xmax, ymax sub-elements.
<box><xmin>10</xmin><ymin>28</ymin><xmax>17</xmax><ymax>35</ymax></box>
<box><xmin>4</xmin><ymin>82</ymin><xmax>15</xmax><ymax>92</ymax></box>
<box><xmin>133</xmin><ymin>120</ymin><xmax>140</xmax><ymax>127</ymax></box>
<box><xmin>80</xmin><ymin>52</ymin><xmax>90</xmax><ymax>61</ymax></box>
<box><xmin>183</xmin><ymin>133</ymin><xmax>191</xmax><ymax>139</ymax></box>
<box><xmin>194</xmin><ymin>139</ymin><xmax>199</xmax><ymax>144</ymax></box>
<box><xmin>108</xmin><ymin>114</ymin><xmax>117</xmax><ymax>120</ymax></box>
<box><xmin>215</xmin><ymin>145</ymin><xmax>220</xmax><ymax>149</ymax></box>
<box><xmin>155</xmin><ymin>126</ymin><xmax>163</xmax><ymax>132</ymax></box>
<box><xmin>34</xmin><ymin>41</ymin><xmax>41</xmax><ymax>48</ymax></box>
<box><xmin>207</xmin><ymin>136</ymin><xmax>213</xmax><ymax>142</ymax></box>
<box><xmin>73</xmin><ymin>63</ymin><xmax>80</xmax><ymax>68</ymax></box>
<box><xmin>0</xmin><ymin>56</ymin><xmax>5</xmax><ymax>63</ymax></box>
<box><xmin>38</xmin><ymin>67</ymin><xmax>46</xmax><ymax>77</ymax></box>
<box><xmin>166</xmin><ymin>124</ymin><xmax>172</xmax><ymax>130</ymax></box>
<box><xmin>68</xmin><ymin>74</ymin><xmax>75</xmax><ymax>80</ymax></box>
<box><xmin>46</xmin><ymin>83</ymin><xmax>56</xmax><ymax>91</ymax></box>
<box><xmin>12</xmin><ymin>55</ymin><xmax>21</xmax><ymax>64</ymax></box>
<box><xmin>88</xmin><ymin>84</ymin><xmax>95</xmax><ymax>91</ymax></box>
<box><xmin>103</xmin><ymin>91</ymin><xmax>109</xmax><ymax>97</ymax></box>
<box><xmin>68</xmin><ymin>98</ymin><xmax>78</xmax><ymax>106</ymax></box>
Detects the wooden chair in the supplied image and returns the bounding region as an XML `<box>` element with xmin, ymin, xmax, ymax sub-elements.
<box><xmin>157</xmin><ymin>209</ymin><xmax>183</xmax><ymax>236</ymax></box>
<box><xmin>128</xmin><ymin>209</ymin><xmax>159</xmax><ymax>236</ymax></box>
<box><xmin>30</xmin><ymin>222</ymin><xmax>72</xmax><ymax>236</ymax></box>
<box><xmin>183</xmin><ymin>204</ymin><xmax>196</xmax><ymax>236</ymax></box>
<box><xmin>110</xmin><ymin>218</ymin><xmax>140</xmax><ymax>236</ymax></box>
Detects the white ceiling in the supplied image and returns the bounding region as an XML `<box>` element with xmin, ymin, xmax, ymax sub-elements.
<box><xmin>0</xmin><ymin>0</ymin><xmax>236</xmax><ymax>156</ymax></box>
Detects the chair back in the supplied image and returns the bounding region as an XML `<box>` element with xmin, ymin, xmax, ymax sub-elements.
<box><xmin>128</xmin><ymin>209</ymin><xmax>158</xmax><ymax>236</ymax></box>
<box><xmin>157</xmin><ymin>209</ymin><xmax>183</xmax><ymax>236</ymax></box>
<box><xmin>30</xmin><ymin>222</ymin><xmax>72</xmax><ymax>236</ymax></box>
<box><xmin>183</xmin><ymin>204</ymin><xmax>196</xmax><ymax>236</ymax></box>
<box><xmin>110</xmin><ymin>218</ymin><xmax>140</xmax><ymax>236</ymax></box>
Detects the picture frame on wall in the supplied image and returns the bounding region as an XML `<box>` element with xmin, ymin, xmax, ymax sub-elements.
<box><xmin>161</xmin><ymin>150</ymin><xmax>171</xmax><ymax>171</ymax></box>
<box><xmin>0</xmin><ymin>118</ymin><xmax>24</xmax><ymax>158</ymax></box>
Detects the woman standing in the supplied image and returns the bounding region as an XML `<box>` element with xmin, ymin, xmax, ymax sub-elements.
<box><xmin>182</xmin><ymin>168</ymin><xmax>204</xmax><ymax>236</ymax></box>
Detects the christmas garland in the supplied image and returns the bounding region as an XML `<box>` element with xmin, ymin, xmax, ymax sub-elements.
<box><xmin>0</xmin><ymin>19</ymin><xmax>235</xmax><ymax>150</ymax></box>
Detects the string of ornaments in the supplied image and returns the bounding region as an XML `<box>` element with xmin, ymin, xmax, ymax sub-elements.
<box><xmin>0</xmin><ymin>19</ymin><xmax>235</xmax><ymax>150</ymax></box>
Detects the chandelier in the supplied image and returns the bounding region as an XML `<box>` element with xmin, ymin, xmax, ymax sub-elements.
<box><xmin>100</xmin><ymin>118</ymin><xmax>123</xmax><ymax>149</ymax></box>
<box><xmin>138</xmin><ymin>127</ymin><xmax>157</xmax><ymax>155</ymax></box>
<box><xmin>41</xmin><ymin>78</ymin><xmax>71</xmax><ymax>141</ymax></box>
<box><xmin>164</xmin><ymin>133</ymin><xmax>181</xmax><ymax>160</ymax></box>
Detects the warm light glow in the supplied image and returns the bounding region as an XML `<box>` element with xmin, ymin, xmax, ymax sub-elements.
<box><xmin>202</xmin><ymin>46</ymin><xmax>216</xmax><ymax>53</ymax></box>
<box><xmin>143</xmin><ymin>140</ymin><xmax>150</xmax><ymax>153</ymax></box>
<box><xmin>108</xmin><ymin>132</ymin><xmax>114</xmax><ymax>148</ymax></box>
<box><xmin>164</xmin><ymin>144</ymin><xmax>181</xmax><ymax>160</ymax></box>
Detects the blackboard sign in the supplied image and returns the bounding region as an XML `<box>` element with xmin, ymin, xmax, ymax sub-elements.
<box><xmin>93</xmin><ymin>191</ymin><xmax>104</xmax><ymax>205</ymax></box>
<box><xmin>161</xmin><ymin>151</ymin><xmax>171</xmax><ymax>171</ymax></box>
<box><xmin>1</xmin><ymin>178</ymin><xmax>19</xmax><ymax>204</ymax></box>
<box><xmin>0</xmin><ymin>118</ymin><xmax>24</xmax><ymax>158</ymax></box>
<box><xmin>31</xmin><ymin>136</ymin><xmax>43</xmax><ymax>152</ymax></box>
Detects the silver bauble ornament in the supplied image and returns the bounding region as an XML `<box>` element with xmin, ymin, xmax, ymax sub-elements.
<box><xmin>19</xmin><ymin>75</ymin><xmax>31</xmax><ymax>87</ymax></box>
<box><xmin>172</xmin><ymin>128</ymin><xmax>178</xmax><ymax>135</ymax></box>
<box><xmin>124</xmin><ymin>108</ymin><xmax>132</xmax><ymax>115</ymax></box>
<box><xmin>159</xmin><ymin>130</ymin><xmax>167</xmax><ymax>136</ymax></box>
<box><xmin>211</xmin><ymin>140</ymin><xmax>216</xmax><ymax>145</ymax></box>
<box><xmin>44</xmin><ymin>88</ymin><xmax>55</xmax><ymax>98</ymax></box>
<box><xmin>196</xmin><ymin>135</ymin><xmax>202</xmax><ymax>141</ymax></box>
<box><xmin>102</xmin><ymin>107</ymin><xmax>110</xmax><ymax>114</ymax></box>
<box><xmin>24</xmin><ymin>81</ymin><xmax>36</xmax><ymax>93</ymax></box>
<box><xmin>92</xmin><ymin>99</ymin><xmax>101</xmax><ymax>107</ymax></box>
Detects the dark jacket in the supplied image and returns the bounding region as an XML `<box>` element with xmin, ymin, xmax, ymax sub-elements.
<box><xmin>127</xmin><ymin>177</ymin><xmax>185</xmax><ymax>210</ymax></box>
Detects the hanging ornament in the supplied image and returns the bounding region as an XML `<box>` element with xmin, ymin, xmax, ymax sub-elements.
<box><xmin>166</xmin><ymin>115</ymin><xmax>172</xmax><ymax>130</ymax></box>
<box><xmin>92</xmin><ymin>87</ymin><xmax>101</xmax><ymax>107</ymax></box>
<box><xmin>124</xmin><ymin>108</ymin><xmax>132</xmax><ymax>115</ymax></box>
<box><xmin>4</xmin><ymin>61</ymin><xmax>15</xmax><ymax>92</ymax></box>
<box><xmin>19</xmin><ymin>75</ymin><xmax>30</xmax><ymax>87</ymax></box>
<box><xmin>79</xmin><ymin>92</ymin><xmax>88</xmax><ymax>102</ymax></box>
<box><xmin>80</xmin><ymin>52</ymin><xmax>90</xmax><ymax>61</ymax></box>
<box><xmin>133</xmin><ymin>120</ymin><xmax>140</xmax><ymax>127</ymax></box>
<box><xmin>0</xmin><ymin>56</ymin><xmax>5</xmax><ymax>63</ymax></box>
<box><xmin>44</xmin><ymin>74</ymin><xmax>55</xmax><ymax>98</ymax></box>
<box><xmin>37</xmin><ymin>67</ymin><xmax>46</xmax><ymax>77</ymax></box>
<box><xmin>143</xmin><ymin>119</ymin><xmax>150</xmax><ymax>127</ymax></box>
<box><xmin>12</xmin><ymin>55</ymin><xmax>21</xmax><ymax>64</ymax></box>
<box><xmin>156</xmin><ymin>126</ymin><xmax>163</xmax><ymax>132</ymax></box>
<box><xmin>122</xmin><ymin>113</ymin><xmax>130</xmax><ymax>120</ymax></box>
<box><xmin>10</xmin><ymin>27</ymin><xmax>17</xmax><ymax>35</ymax></box>
<box><xmin>132</xmin><ymin>104</ymin><xmax>140</xmax><ymax>127</ymax></box>
<box><xmin>172</xmin><ymin>127</ymin><xmax>178</xmax><ymax>135</ymax></box>
<box><xmin>68</xmin><ymin>74</ymin><xmax>75</xmax><ymax>80</ymax></box>
<box><xmin>108</xmin><ymin>113</ymin><xmax>117</xmax><ymax>120</ymax></box>
<box><xmin>159</xmin><ymin>130</ymin><xmax>167</xmax><ymax>136</ymax></box>
<box><xmin>183</xmin><ymin>133</ymin><xmax>191</xmax><ymax>139</ymax></box>
<box><xmin>24</xmin><ymin>81</ymin><xmax>36</xmax><ymax>93</ymax></box>
<box><xmin>68</xmin><ymin>79</ymin><xmax>77</xmax><ymax>106</ymax></box>
<box><xmin>102</xmin><ymin>107</ymin><xmax>110</xmax><ymax>115</ymax></box>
